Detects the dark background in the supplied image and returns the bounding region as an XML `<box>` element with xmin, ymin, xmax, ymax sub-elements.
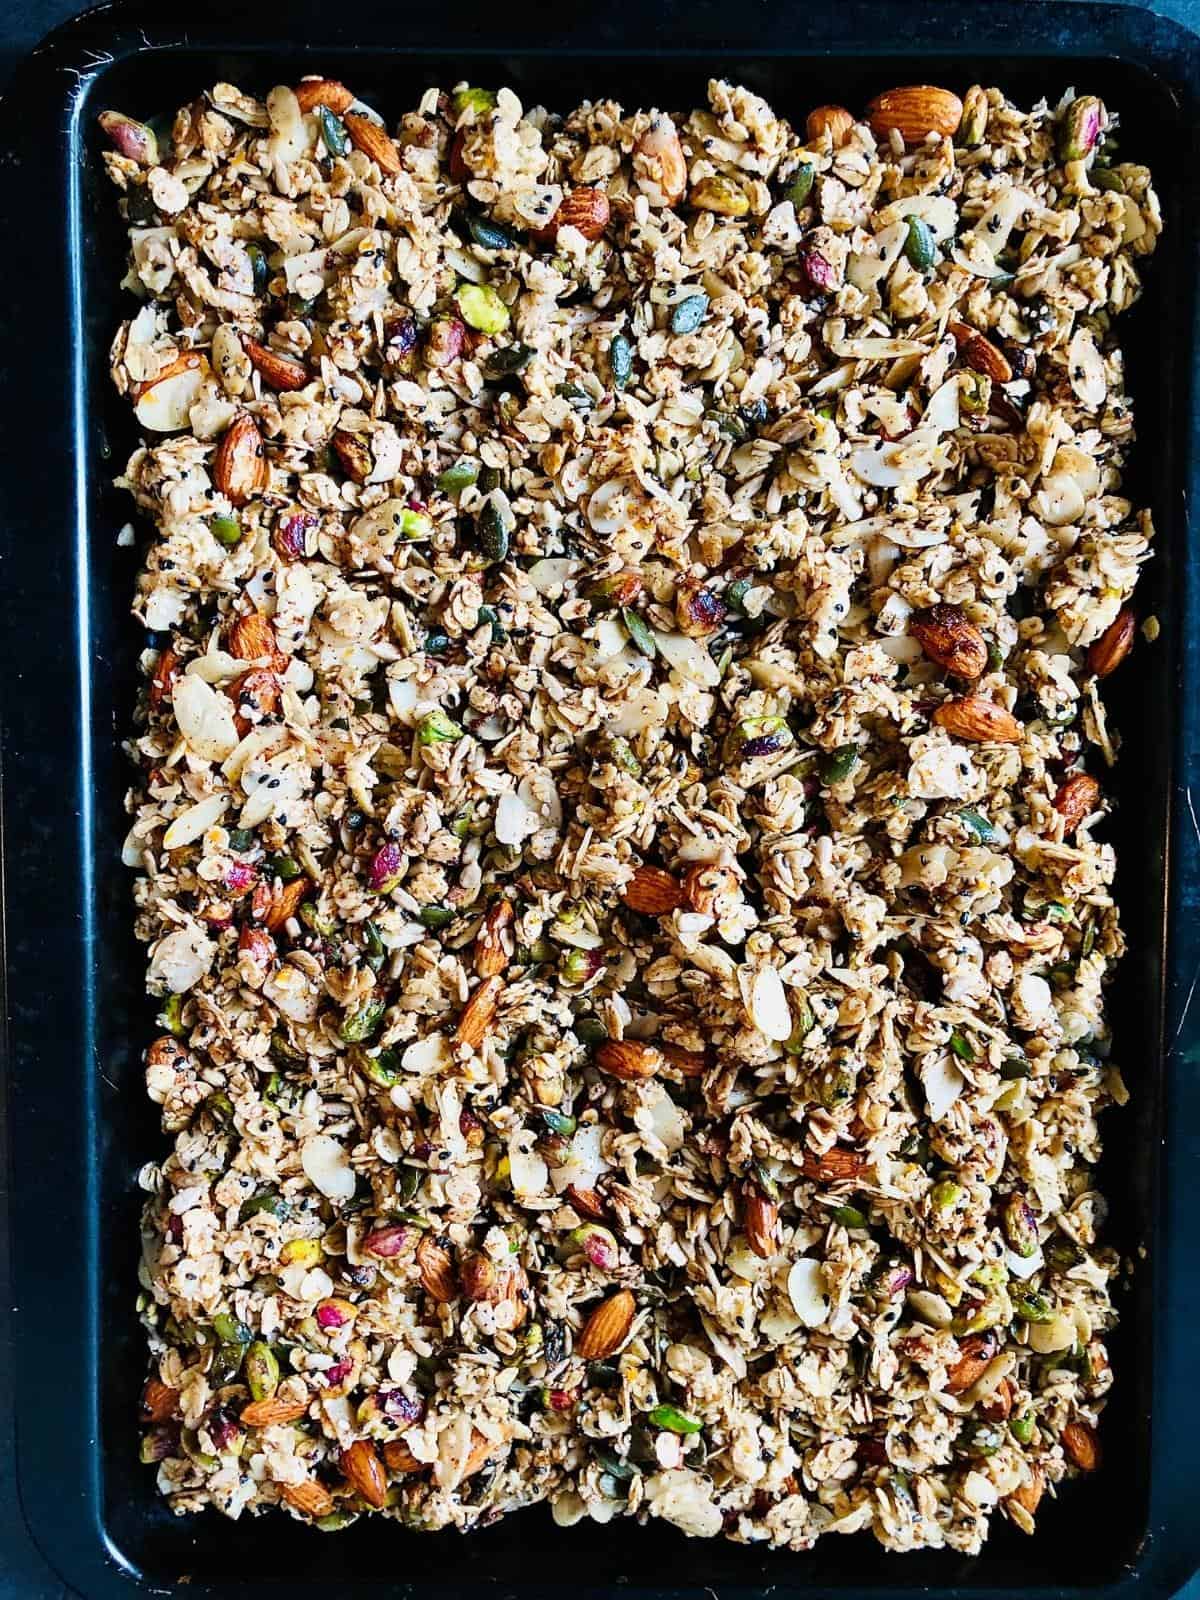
<box><xmin>0</xmin><ymin>1</ymin><xmax>1196</xmax><ymax>1596</ymax></box>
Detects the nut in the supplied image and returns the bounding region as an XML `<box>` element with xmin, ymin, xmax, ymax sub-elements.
<box><xmin>241</xmin><ymin>336</ymin><xmax>309</xmax><ymax>392</ymax></box>
<box><xmin>588</xmin><ymin>568</ymin><xmax>644</xmax><ymax>606</ymax></box>
<box><xmin>383</xmin><ymin>1439</ymin><xmax>423</xmax><ymax>1474</ymax></box>
<box><xmin>340</xmin><ymin>1439</ymin><xmax>388</xmax><ymax>1508</ymax></box>
<box><xmin>933</xmin><ymin>696</ymin><xmax>1023</xmax><ymax>744</ymax></box>
<box><xmin>145</xmin><ymin>1035</ymin><xmax>187</xmax><ymax>1071</ymax></box>
<box><xmin>634</xmin><ymin>117</ymin><xmax>687</xmax><ymax>206</ymax></box>
<box><xmin>959</xmin><ymin>85</ymin><xmax>990</xmax><ymax>147</ymax></box>
<box><xmin>263</xmin><ymin>876</ymin><xmax>309</xmax><ymax>933</ymax></box>
<box><xmin>237</xmin><ymin>923</ymin><xmax>276</xmax><ymax>975</ymax></box>
<box><xmin>866</xmin><ymin>85</ymin><xmax>963</xmax><ymax>144</ymax></box>
<box><xmin>979</xmin><ymin>1378</ymin><xmax>1014</xmax><ymax>1422</ymax></box>
<box><xmin>657</xmin><ymin>1041</ymin><xmax>709</xmax><ymax>1077</ymax></box>
<box><xmin>689</xmin><ymin>174</ymin><xmax>750</xmax><ymax>217</ymax></box>
<box><xmin>621</xmin><ymin>866</ymin><xmax>684</xmax><ymax>914</ymax></box>
<box><xmin>425</xmin><ymin>315</ymin><xmax>466</xmax><ymax>369</ymax></box>
<box><xmin>149</xmin><ymin>647</ymin><xmax>179</xmax><ymax>711</ymax></box>
<box><xmin>213</xmin><ymin>413</ymin><xmax>267</xmax><ymax>507</ymax></box>
<box><xmin>575</xmin><ymin>1288</ymin><xmax>636</xmax><ymax>1359</ymax></box>
<box><xmin>239</xmin><ymin>1395</ymin><xmax>309</xmax><ymax>1426</ymax></box>
<box><xmin>1060</xmin><ymin>96</ymin><xmax>1107</xmax><ymax>163</ymax></box>
<box><xmin>344</xmin><ymin>113</ymin><xmax>402</xmax><ymax>176</ymax></box>
<box><xmin>281</xmin><ymin>1480</ymin><xmax>335</xmax><ymax>1518</ymax></box>
<box><xmin>949</xmin><ymin>320</ymin><xmax>1014</xmax><ymax>383</ymax></box>
<box><xmin>799</xmin><ymin>1147</ymin><xmax>867</xmax><ymax>1182</ymax></box>
<box><xmin>474</xmin><ymin>899</ymin><xmax>514</xmax><ymax>978</ymax></box>
<box><xmin>945</xmin><ymin>1332</ymin><xmax>998</xmax><ymax>1394</ymax></box>
<box><xmin>675</xmin><ymin>577</ymin><xmax>727</xmax><ymax>637</ymax></box>
<box><xmin>594</xmin><ymin>1038</ymin><xmax>663</xmax><ymax>1081</ymax></box>
<box><xmin>98</xmin><ymin>110</ymin><xmax>159</xmax><ymax>166</ymax></box>
<box><xmin>909</xmin><ymin>604</ymin><xmax>988</xmax><ymax>679</ymax></box>
<box><xmin>565</xmin><ymin>1184</ymin><xmax>609</xmax><ymax>1221</ymax></box>
<box><xmin>1009</xmin><ymin>1464</ymin><xmax>1045</xmax><ymax>1518</ymax></box>
<box><xmin>455</xmin><ymin>974</ymin><xmax>504</xmax><ymax>1048</ymax></box>
<box><xmin>1053</xmin><ymin>772</ymin><xmax>1101</xmax><ymax>836</ymax></box>
<box><xmin>743</xmin><ymin>1186</ymin><xmax>779</xmax><ymax>1259</ymax></box>
<box><xmin>416</xmin><ymin>1234</ymin><xmax>458</xmax><ymax>1303</ymax></box>
<box><xmin>798</xmin><ymin>247</ymin><xmax>838</xmax><ymax>294</ymax></box>
<box><xmin>806</xmin><ymin>105</ymin><xmax>855</xmax><ymax>147</ymax></box>
<box><xmin>230</xmin><ymin>668</ymin><xmax>280</xmax><ymax>737</ymax></box>
<box><xmin>272</xmin><ymin>509</ymin><xmax>317</xmax><ymax>562</ymax></box>
<box><xmin>462</xmin><ymin>1429</ymin><xmax>499</xmax><ymax>1479</ymax></box>
<box><xmin>1087</xmin><ymin>606</ymin><xmax>1135</xmax><ymax>678</ymax></box>
<box><xmin>332</xmin><ymin>429</ymin><xmax>373</xmax><ymax>483</ymax></box>
<box><xmin>227</xmin><ymin>611</ymin><xmax>287</xmax><ymax>670</ymax></box>
<box><xmin>140</xmin><ymin>1377</ymin><xmax>180</xmax><ymax>1422</ymax></box>
<box><xmin>1062</xmin><ymin>1419</ymin><xmax>1100</xmax><ymax>1471</ymax></box>
<box><xmin>539</xmin><ymin>187</ymin><xmax>611</xmax><ymax>241</ymax></box>
<box><xmin>294</xmin><ymin>78</ymin><xmax>355</xmax><ymax>115</ymax></box>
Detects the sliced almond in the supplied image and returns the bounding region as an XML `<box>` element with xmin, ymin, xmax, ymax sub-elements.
<box><xmin>576</xmin><ymin>1288</ymin><xmax>636</xmax><ymax>1359</ymax></box>
<box><xmin>134</xmin><ymin>352</ymin><xmax>210</xmax><ymax>433</ymax></box>
<box><xmin>213</xmin><ymin>412</ymin><xmax>267</xmax><ymax>506</ymax></box>
<box><xmin>633</xmin><ymin>116</ymin><xmax>686</xmax><ymax>207</ymax></box>
<box><xmin>455</xmin><ymin>974</ymin><xmax>504</xmax><ymax>1048</ymax></box>
<box><xmin>344</xmin><ymin>112</ymin><xmax>402</xmax><ymax>176</ymax></box>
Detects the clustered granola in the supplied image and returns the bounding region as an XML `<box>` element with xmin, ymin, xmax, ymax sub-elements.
<box><xmin>101</xmin><ymin>73</ymin><xmax>1158</xmax><ymax>1551</ymax></box>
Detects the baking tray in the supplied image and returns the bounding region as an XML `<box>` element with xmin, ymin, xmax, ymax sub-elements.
<box><xmin>1</xmin><ymin>1</ymin><xmax>1198</xmax><ymax>1595</ymax></box>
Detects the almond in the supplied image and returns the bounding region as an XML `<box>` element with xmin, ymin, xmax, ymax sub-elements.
<box><xmin>416</xmin><ymin>1234</ymin><xmax>458</xmax><ymax>1303</ymax></box>
<box><xmin>455</xmin><ymin>974</ymin><xmax>504</xmax><ymax>1048</ymax></box>
<box><xmin>344</xmin><ymin>112</ymin><xmax>402</xmax><ymax>176</ymax></box>
<box><xmin>621</xmin><ymin>865</ymin><xmax>684</xmax><ymax>914</ymax></box>
<box><xmin>594</xmin><ymin>1038</ymin><xmax>663</xmax><ymax>1081</ymax></box>
<box><xmin>949</xmin><ymin>319</ymin><xmax>1014</xmax><ymax>383</ymax></box>
<box><xmin>462</xmin><ymin>1428</ymin><xmax>499</xmax><ymax>1479</ymax></box>
<box><xmin>576</xmin><ymin>1288</ymin><xmax>636</xmax><ymax>1359</ymax></box>
<box><xmin>231</xmin><ymin>668</ymin><xmax>281</xmax><ymax>737</ymax></box>
<box><xmin>800</xmin><ymin>1146</ymin><xmax>867</xmax><ymax>1182</ymax></box>
<box><xmin>146</xmin><ymin>1035</ymin><xmax>187</xmax><ymax>1071</ymax></box>
<box><xmin>539</xmin><ymin>186</ymin><xmax>611</xmax><ymax>242</ymax></box>
<box><xmin>474</xmin><ymin>899</ymin><xmax>514</xmax><ymax>978</ymax></box>
<box><xmin>240</xmin><ymin>1395</ymin><xmax>309</xmax><ymax>1426</ymax></box>
<box><xmin>1053</xmin><ymin>772</ymin><xmax>1101</xmax><ymax>836</ymax></box>
<box><xmin>1009</xmin><ymin>1464</ymin><xmax>1045</xmax><ymax>1518</ymax></box>
<box><xmin>806</xmin><ymin>105</ymin><xmax>855</xmax><ymax>147</ymax></box>
<box><xmin>565</xmin><ymin>1183</ymin><xmax>609</xmax><ymax>1221</ymax></box>
<box><xmin>743</xmin><ymin>1186</ymin><xmax>779</xmax><ymax>1259</ymax></box>
<box><xmin>228</xmin><ymin>611</ymin><xmax>287</xmax><ymax>670</ymax></box>
<box><xmin>933</xmin><ymin>695</ymin><xmax>1022</xmax><ymax>744</ymax></box>
<box><xmin>657</xmin><ymin>1041</ymin><xmax>708</xmax><ymax>1077</ymax></box>
<box><xmin>1087</xmin><ymin>605</ymin><xmax>1135</xmax><ymax>678</ymax></box>
<box><xmin>383</xmin><ymin>1439</ymin><xmax>424</xmax><ymax>1474</ymax></box>
<box><xmin>140</xmin><ymin>1377</ymin><xmax>180</xmax><ymax>1422</ymax></box>
<box><xmin>238</xmin><ymin>923</ymin><xmax>276</xmax><ymax>972</ymax></box>
<box><xmin>241</xmin><ymin>336</ymin><xmax>309</xmax><ymax>393</ymax></box>
<box><xmin>339</xmin><ymin>1439</ymin><xmax>388</xmax><ymax>1508</ymax></box>
<box><xmin>213</xmin><ymin>412</ymin><xmax>267</xmax><ymax>507</ymax></box>
<box><xmin>294</xmin><ymin>78</ymin><xmax>355</xmax><ymax>115</ymax></box>
<box><xmin>945</xmin><ymin>1332</ymin><xmax>998</xmax><ymax>1394</ymax></box>
<box><xmin>634</xmin><ymin>117</ymin><xmax>687</xmax><ymax>207</ymax></box>
<box><xmin>1062</xmin><ymin>1419</ymin><xmax>1100</xmax><ymax>1472</ymax></box>
<box><xmin>980</xmin><ymin>1378</ymin><xmax>1014</xmax><ymax>1422</ymax></box>
<box><xmin>149</xmin><ymin>647</ymin><xmax>180</xmax><ymax>711</ymax></box>
<box><xmin>264</xmin><ymin>876</ymin><xmax>310</xmax><ymax>933</ymax></box>
<box><xmin>460</xmin><ymin>1252</ymin><xmax>526</xmax><ymax>1308</ymax></box>
<box><xmin>332</xmin><ymin>429</ymin><xmax>373</xmax><ymax>483</ymax></box>
<box><xmin>909</xmin><ymin>604</ymin><xmax>988</xmax><ymax>679</ymax></box>
<box><xmin>281</xmin><ymin>1480</ymin><xmax>335</xmax><ymax>1518</ymax></box>
<box><xmin>866</xmin><ymin>85</ymin><xmax>963</xmax><ymax>144</ymax></box>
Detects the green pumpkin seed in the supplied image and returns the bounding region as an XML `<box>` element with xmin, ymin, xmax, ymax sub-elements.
<box><xmin>670</xmin><ymin>294</ymin><xmax>709</xmax><ymax>335</ymax></box>
<box><xmin>239</xmin><ymin>1190</ymin><xmax>290</xmax><ymax>1224</ymax></box>
<box><xmin>477</xmin><ymin>502</ymin><xmax>510</xmax><ymax>564</ymax></box>
<box><xmin>484</xmin><ymin>343</ymin><xmax>533</xmax><ymax>378</ymax></box>
<box><xmin>266</xmin><ymin>853</ymin><xmax>302</xmax><ymax>882</ymax></box>
<box><xmin>648</xmin><ymin>1404</ymin><xmax>703</xmax><ymax>1435</ymax></box>
<box><xmin>1000</xmin><ymin>1054</ymin><xmax>1031</xmax><ymax>1080</ymax></box>
<box><xmin>957</xmin><ymin>808</ymin><xmax>999</xmax><ymax>844</ymax></box>
<box><xmin>468</xmin><ymin>214</ymin><xmax>519</xmax><ymax>250</ymax></box>
<box><xmin>246</xmin><ymin>243</ymin><xmax>270</xmax><ymax>294</ymax></box>
<box><xmin>784</xmin><ymin>163</ymin><xmax>815</xmax><ymax>208</ymax></box>
<box><xmin>573</xmin><ymin>1014</ymin><xmax>608</xmax><ymax>1045</ymax></box>
<box><xmin>437</xmin><ymin>459</ymin><xmax>479</xmax><ymax>494</ymax></box>
<box><xmin>209</xmin><ymin>1341</ymin><xmax>247</xmax><ymax>1386</ymax></box>
<box><xmin>621</xmin><ymin>607</ymin><xmax>656</xmax><ymax>659</ymax></box>
<box><xmin>831</xmin><ymin>1204</ymin><xmax>867</xmax><ymax>1229</ymax></box>
<box><xmin>350</xmin><ymin>1046</ymin><xmax>401</xmax><ymax>1089</ymax></box>
<box><xmin>227</xmin><ymin>828</ymin><xmax>255</xmax><ymax>853</ymax></box>
<box><xmin>609</xmin><ymin>333</ymin><xmax>633</xmax><ymax>389</ymax></box>
<box><xmin>904</xmin><ymin>215</ymin><xmax>937</xmax><ymax>271</ymax></box>
<box><xmin>1092</xmin><ymin>167</ymin><xmax>1125</xmax><ymax>193</ymax></box>
<box><xmin>317</xmin><ymin>106</ymin><xmax>350</xmax><ymax>157</ymax></box>
<box><xmin>949</xmin><ymin>1030</ymin><xmax>975</xmax><ymax>1062</ymax></box>
<box><xmin>541</xmin><ymin>1108</ymin><xmax>577</xmax><ymax>1137</ymax></box>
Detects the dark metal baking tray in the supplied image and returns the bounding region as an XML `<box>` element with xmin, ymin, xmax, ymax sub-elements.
<box><xmin>1</xmin><ymin>2</ymin><xmax>1198</xmax><ymax>1595</ymax></box>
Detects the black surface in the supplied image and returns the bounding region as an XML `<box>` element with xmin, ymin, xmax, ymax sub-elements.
<box><xmin>0</xmin><ymin>2</ymin><xmax>1198</xmax><ymax>1598</ymax></box>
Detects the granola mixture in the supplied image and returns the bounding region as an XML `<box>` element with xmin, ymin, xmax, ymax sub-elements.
<box><xmin>102</xmin><ymin>75</ymin><xmax>1158</xmax><ymax>1552</ymax></box>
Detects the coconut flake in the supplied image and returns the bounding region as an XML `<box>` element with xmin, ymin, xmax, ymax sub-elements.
<box><xmin>922</xmin><ymin>1053</ymin><xmax>965</xmax><ymax>1121</ymax></box>
<box><xmin>401</xmin><ymin>1034</ymin><xmax>453</xmax><ymax>1076</ymax></box>
<box><xmin>494</xmin><ymin>788</ymin><xmax>536</xmax><ymax>846</ymax></box>
<box><xmin>652</xmin><ymin>630</ymin><xmax>721</xmax><ymax>688</ymax></box>
<box><xmin>172</xmin><ymin>674</ymin><xmax>240</xmax><ymax>762</ymax></box>
<box><xmin>787</xmin><ymin>1258</ymin><xmax>830</xmax><ymax>1326</ymax></box>
<box><xmin>162</xmin><ymin>793</ymin><xmax>229</xmax><ymax>849</ymax></box>
<box><xmin>549</xmin><ymin>1122</ymin><xmax>610</xmax><ymax>1195</ymax></box>
<box><xmin>301</xmin><ymin>1134</ymin><xmax>356</xmax><ymax>1201</ymax></box>
<box><xmin>148</xmin><ymin>926</ymin><xmax>216</xmax><ymax>994</ymax></box>
<box><xmin>1067</xmin><ymin>326</ymin><xmax>1107</xmax><ymax>408</ymax></box>
<box><xmin>526</xmin><ymin>557</ymin><xmax>580</xmax><ymax>595</ymax></box>
<box><xmin>750</xmin><ymin>965</ymin><xmax>793</xmax><ymax>1041</ymax></box>
<box><xmin>508</xmin><ymin>1129</ymin><xmax>549</xmax><ymax>1197</ymax></box>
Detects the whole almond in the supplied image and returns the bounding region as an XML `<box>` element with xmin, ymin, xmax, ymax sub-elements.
<box><xmin>340</xmin><ymin>1439</ymin><xmax>388</xmax><ymax>1508</ymax></box>
<box><xmin>867</xmin><ymin>85</ymin><xmax>963</xmax><ymax>144</ymax></box>
<box><xmin>1087</xmin><ymin>605</ymin><xmax>1136</xmax><ymax>678</ymax></box>
<box><xmin>1009</xmin><ymin>1464</ymin><xmax>1045</xmax><ymax>1518</ymax></box>
<box><xmin>540</xmin><ymin>186</ymin><xmax>611</xmax><ymax>242</ymax></box>
<box><xmin>934</xmin><ymin>696</ymin><xmax>1022</xmax><ymax>744</ymax></box>
<box><xmin>806</xmin><ymin>105</ymin><xmax>855</xmax><ymax>147</ymax></box>
<box><xmin>140</xmin><ymin>1377</ymin><xmax>180</xmax><ymax>1422</ymax></box>
<box><xmin>146</xmin><ymin>1035</ymin><xmax>187</xmax><ymax>1071</ymax></box>
<box><xmin>294</xmin><ymin>78</ymin><xmax>355</xmax><ymax>115</ymax></box>
<box><xmin>657</xmin><ymin>1041</ymin><xmax>708</xmax><ymax>1077</ymax></box>
<box><xmin>743</xmin><ymin>1186</ymin><xmax>779</xmax><ymax>1259</ymax></box>
<box><xmin>681</xmin><ymin>862</ymin><xmax>737</xmax><ymax>916</ymax></box>
<box><xmin>1053</xmin><ymin>772</ymin><xmax>1101</xmax><ymax>836</ymax></box>
<box><xmin>213</xmin><ymin>412</ymin><xmax>267</xmax><ymax>507</ymax></box>
<box><xmin>228</xmin><ymin>611</ymin><xmax>287</xmax><ymax>670</ymax></box>
<box><xmin>576</xmin><ymin>1288</ymin><xmax>636</xmax><ymax>1359</ymax></box>
<box><xmin>963</xmin><ymin>333</ymin><xmax>1013</xmax><ymax>383</ymax></box>
<box><xmin>281</xmin><ymin>1480</ymin><xmax>335</xmax><ymax>1518</ymax></box>
<box><xmin>565</xmin><ymin>1183</ymin><xmax>609</xmax><ymax>1221</ymax></box>
<box><xmin>909</xmin><ymin>604</ymin><xmax>988</xmax><ymax>679</ymax></box>
<box><xmin>416</xmin><ymin>1233</ymin><xmax>458</xmax><ymax>1303</ymax></box>
<box><xmin>800</xmin><ymin>1146</ymin><xmax>867</xmax><ymax>1182</ymax></box>
<box><xmin>474</xmin><ymin>899</ymin><xmax>514</xmax><ymax>978</ymax></box>
<box><xmin>332</xmin><ymin>429</ymin><xmax>372</xmax><ymax>483</ymax></box>
<box><xmin>149</xmin><ymin>647</ymin><xmax>179</xmax><ymax>711</ymax></box>
<box><xmin>344</xmin><ymin>112</ymin><xmax>402</xmax><ymax>176</ymax></box>
<box><xmin>1062</xmin><ymin>1420</ymin><xmax>1100</xmax><ymax>1472</ymax></box>
<box><xmin>595</xmin><ymin>1038</ymin><xmax>663</xmax><ymax>1081</ymax></box>
<box><xmin>455</xmin><ymin>975</ymin><xmax>504</xmax><ymax>1048</ymax></box>
<box><xmin>621</xmin><ymin>866</ymin><xmax>684</xmax><ymax>915</ymax></box>
<box><xmin>241</xmin><ymin>336</ymin><xmax>309</xmax><ymax>393</ymax></box>
<box><xmin>384</xmin><ymin>1439</ymin><xmax>423</xmax><ymax>1474</ymax></box>
<box><xmin>264</xmin><ymin>876</ymin><xmax>309</xmax><ymax>933</ymax></box>
<box><xmin>240</xmin><ymin>1395</ymin><xmax>309</xmax><ymax>1426</ymax></box>
<box><xmin>945</xmin><ymin>1332</ymin><xmax>998</xmax><ymax>1394</ymax></box>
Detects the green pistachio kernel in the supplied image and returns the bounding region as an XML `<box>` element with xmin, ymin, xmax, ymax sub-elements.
<box><xmin>1014</xmin><ymin>1290</ymin><xmax>1055</xmax><ymax>1324</ymax></box>
<box><xmin>239</xmin><ymin>1190</ymin><xmax>290</xmax><ymax>1224</ymax></box>
<box><xmin>452</xmin><ymin>87</ymin><xmax>497</xmax><ymax>119</ymax></box>
<box><xmin>244</xmin><ymin>1340</ymin><xmax>280</xmax><ymax>1401</ymax></box>
<box><xmin>1010</xmin><ymin>1412</ymin><xmax>1037</xmax><ymax>1445</ymax></box>
<box><xmin>211</xmin><ymin>513</ymin><xmax>242</xmax><ymax>546</ymax></box>
<box><xmin>784</xmin><ymin>163</ymin><xmax>815</xmax><ymax>208</ymax></box>
<box><xmin>455</xmin><ymin>282</ymin><xmax>510</xmax><ymax>335</ymax></box>
<box><xmin>437</xmin><ymin>459</ymin><xmax>479</xmax><ymax>494</ymax></box>
<box><xmin>949</xmin><ymin>1030</ymin><xmax>976</xmax><ymax>1062</ymax></box>
<box><xmin>957</xmin><ymin>808</ymin><xmax>999</xmax><ymax>844</ymax></box>
<box><xmin>648</xmin><ymin>1404</ymin><xmax>703</xmax><ymax>1435</ymax></box>
<box><xmin>340</xmin><ymin>999</ymin><xmax>385</xmax><ymax>1043</ymax></box>
<box><xmin>417</xmin><ymin>709</ymin><xmax>464</xmax><ymax>745</ymax></box>
<box><xmin>820</xmin><ymin>744</ymin><xmax>860</xmax><ymax>785</ymax></box>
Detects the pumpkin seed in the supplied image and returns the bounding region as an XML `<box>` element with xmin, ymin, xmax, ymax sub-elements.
<box><xmin>468</xmin><ymin>214</ymin><xmax>519</xmax><ymax>251</ymax></box>
<box><xmin>317</xmin><ymin>106</ymin><xmax>350</xmax><ymax>157</ymax></box>
<box><xmin>620</xmin><ymin>607</ymin><xmax>657</xmax><ymax>659</ymax></box>
<box><xmin>820</xmin><ymin>744</ymin><xmax>860</xmax><ymax>785</ymax></box>
<box><xmin>784</xmin><ymin>163</ymin><xmax>815</xmax><ymax>208</ymax></box>
<box><xmin>340</xmin><ymin>999</ymin><xmax>385</xmax><ymax>1043</ymax></box>
<box><xmin>648</xmin><ymin>1403</ymin><xmax>703</xmax><ymax>1435</ymax></box>
<box><xmin>484</xmin><ymin>343</ymin><xmax>533</xmax><ymax>377</ymax></box>
<box><xmin>904</xmin><ymin>215</ymin><xmax>937</xmax><ymax>271</ymax></box>
<box><xmin>477</xmin><ymin>501</ymin><xmax>510</xmax><ymax>564</ymax></box>
<box><xmin>670</xmin><ymin>294</ymin><xmax>708</xmax><ymax>334</ymax></box>
<box><xmin>609</xmin><ymin>333</ymin><xmax>633</xmax><ymax>389</ymax></box>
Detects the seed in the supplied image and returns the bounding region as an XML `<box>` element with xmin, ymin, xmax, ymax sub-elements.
<box><xmin>783</xmin><ymin>163</ymin><xmax>815</xmax><ymax>207</ymax></box>
<box><xmin>245</xmin><ymin>1340</ymin><xmax>280</xmax><ymax>1401</ymax></box>
<box><xmin>831</xmin><ymin>1204</ymin><xmax>867</xmax><ymax>1229</ymax></box>
<box><xmin>621</xmin><ymin>606</ymin><xmax>657</xmax><ymax>658</ymax></box>
<box><xmin>958</xmin><ymin>808</ymin><xmax>999</xmax><ymax>844</ymax></box>
<box><xmin>316</xmin><ymin>106</ymin><xmax>350</xmax><ymax>157</ymax></box>
<box><xmin>367</xmin><ymin>841</ymin><xmax>404</xmax><ymax>893</ymax></box>
<box><xmin>670</xmin><ymin>294</ymin><xmax>709</xmax><ymax>335</ymax></box>
<box><xmin>819</xmin><ymin>744</ymin><xmax>860</xmax><ymax>785</ymax></box>
<box><xmin>934</xmin><ymin>696</ymin><xmax>1022</xmax><ymax>744</ymax></box>
<box><xmin>456</xmin><ymin>974</ymin><xmax>504</xmax><ymax>1048</ymax></box>
<box><xmin>437</xmin><ymin>458</ymin><xmax>479</xmax><ymax>494</ymax></box>
<box><xmin>363</xmin><ymin>1224</ymin><xmax>414</xmax><ymax>1259</ymax></box>
<box><xmin>141</xmin><ymin>1377</ymin><xmax>180</xmax><ymax>1422</ymax></box>
<box><xmin>930</xmin><ymin>1179</ymin><xmax>963</xmax><ymax>1212</ymax></box>
<box><xmin>468</xmin><ymin>214</ymin><xmax>519</xmax><ymax>250</ymax></box>
<box><xmin>866</xmin><ymin>85</ymin><xmax>964</xmax><ymax>144</ymax></box>
<box><xmin>904</xmin><ymin>216</ymin><xmax>937</xmax><ymax>271</ymax></box>
<box><xmin>477</xmin><ymin>501</ymin><xmax>510</xmax><ymax>564</ymax></box>
<box><xmin>609</xmin><ymin>333</ymin><xmax>634</xmax><ymax>389</ymax></box>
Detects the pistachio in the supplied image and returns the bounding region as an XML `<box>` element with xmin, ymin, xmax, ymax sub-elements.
<box><xmin>959</xmin><ymin>86</ymin><xmax>990</xmax><ymax>147</ymax></box>
<box><xmin>568</xmin><ymin>1224</ymin><xmax>620</xmax><ymax>1272</ymax></box>
<box><xmin>690</xmin><ymin>174</ymin><xmax>750</xmax><ymax>216</ymax></box>
<box><xmin>1002</xmin><ymin>1193</ymin><xmax>1039</xmax><ymax>1258</ymax></box>
<box><xmin>417</xmin><ymin>709</ymin><xmax>464</xmax><ymax>745</ymax></box>
<box><xmin>455</xmin><ymin>282</ymin><xmax>510</xmax><ymax>335</ymax></box>
<box><xmin>1060</xmin><ymin>96</ymin><xmax>1107</xmax><ymax>163</ymax></box>
<box><xmin>733</xmin><ymin>716</ymin><xmax>793</xmax><ymax>759</ymax></box>
<box><xmin>783</xmin><ymin>163</ymin><xmax>815</xmax><ymax>208</ymax></box>
<box><xmin>648</xmin><ymin>1403</ymin><xmax>703</xmax><ymax>1435</ymax></box>
<box><xmin>244</xmin><ymin>1340</ymin><xmax>280</xmax><ymax>1401</ymax></box>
